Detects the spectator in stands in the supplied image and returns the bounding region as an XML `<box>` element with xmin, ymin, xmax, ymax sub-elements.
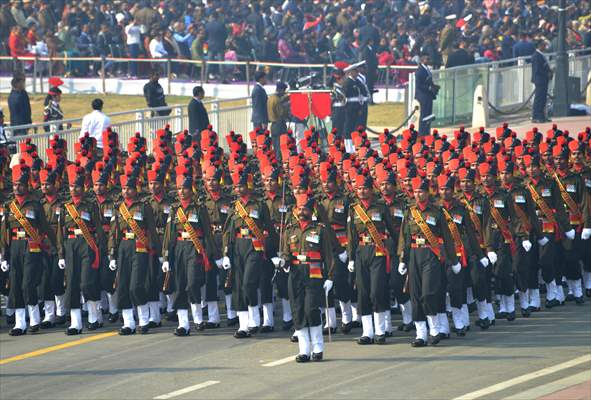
<box><xmin>96</xmin><ymin>24</ymin><xmax>114</xmax><ymax>77</ymax></box>
<box><xmin>513</xmin><ymin>33</ymin><xmax>536</xmax><ymax>59</ymax></box>
<box><xmin>125</xmin><ymin>18</ymin><xmax>142</xmax><ymax>78</ymax></box>
<box><xmin>8</xmin><ymin>74</ymin><xmax>32</xmax><ymax>137</ymax></box>
<box><xmin>446</xmin><ymin>40</ymin><xmax>475</xmax><ymax>68</ymax></box>
<box><xmin>205</xmin><ymin>11</ymin><xmax>227</xmax><ymax>82</ymax></box>
<box><xmin>149</xmin><ymin>30</ymin><xmax>168</xmax><ymax>61</ymax></box>
<box><xmin>80</xmin><ymin>98</ymin><xmax>110</xmax><ymax>154</ymax></box>
<box><xmin>188</xmin><ymin>86</ymin><xmax>209</xmax><ymax>139</ymax></box>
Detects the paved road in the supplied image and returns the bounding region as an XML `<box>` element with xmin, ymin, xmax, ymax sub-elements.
<box><xmin>1</xmin><ymin>298</ymin><xmax>590</xmax><ymax>400</ymax></box>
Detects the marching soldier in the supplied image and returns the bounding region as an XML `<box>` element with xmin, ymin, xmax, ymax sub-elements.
<box><xmin>347</xmin><ymin>172</ymin><xmax>397</xmax><ymax>345</ymax></box>
<box><xmin>524</xmin><ymin>154</ymin><xmax>572</xmax><ymax>309</ymax></box>
<box><xmin>398</xmin><ymin>177</ymin><xmax>459</xmax><ymax>347</ymax></box>
<box><xmin>222</xmin><ymin>167</ymin><xmax>275</xmax><ymax>338</ymax></box>
<box><xmin>275</xmin><ymin>192</ymin><xmax>335</xmax><ymax>362</ymax></box>
<box><xmin>202</xmin><ymin>165</ymin><xmax>238</xmax><ymax>327</ymax></box>
<box><xmin>109</xmin><ymin>167</ymin><xmax>161</xmax><ymax>335</ymax></box>
<box><xmin>39</xmin><ymin>166</ymin><xmax>67</xmax><ymax>328</ymax></box>
<box><xmin>161</xmin><ymin>167</ymin><xmax>220</xmax><ymax>336</ymax></box>
<box><xmin>1</xmin><ymin>163</ymin><xmax>56</xmax><ymax>336</ymax></box>
<box><xmin>58</xmin><ymin>164</ymin><xmax>105</xmax><ymax>335</ymax></box>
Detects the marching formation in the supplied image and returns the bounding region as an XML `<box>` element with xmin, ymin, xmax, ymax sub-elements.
<box><xmin>1</xmin><ymin>121</ymin><xmax>591</xmax><ymax>364</ymax></box>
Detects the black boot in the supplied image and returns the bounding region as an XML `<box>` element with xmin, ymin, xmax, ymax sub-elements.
<box><xmin>411</xmin><ymin>338</ymin><xmax>427</xmax><ymax>347</ymax></box>
<box><xmin>312</xmin><ymin>352</ymin><xmax>323</xmax><ymax>361</ymax></box>
<box><xmin>295</xmin><ymin>354</ymin><xmax>310</xmax><ymax>363</ymax></box>
<box><xmin>174</xmin><ymin>327</ymin><xmax>190</xmax><ymax>336</ymax></box>
<box><xmin>119</xmin><ymin>327</ymin><xmax>135</xmax><ymax>336</ymax></box>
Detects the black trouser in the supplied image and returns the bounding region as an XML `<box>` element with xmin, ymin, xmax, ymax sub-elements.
<box><xmin>493</xmin><ymin>243</ymin><xmax>514</xmax><ymax>296</ymax></box>
<box><xmin>8</xmin><ymin>240</ymin><xmax>41</xmax><ymax>309</ymax></box>
<box><xmin>115</xmin><ymin>240</ymin><xmax>149</xmax><ymax>309</ymax></box>
<box><xmin>288</xmin><ymin>264</ymin><xmax>322</xmax><ymax>330</ymax></box>
<box><xmin>557</xmin><ymin>235</ymin><xmax>582</xmax><ymax>281</ymax></box>
<box><xmin>147</xmin><ymin>254</ymin><xmax>163</xmax><ymax>302</ymax></box>
<box><xmin>389</xmin><ymin>252</ymin><xmax>410</xmax><ymax>305</ymax></box>
<box><xmin>331</xmin><ymin>107</ymin><xmax>345</xmax><ymax>137</ymax></box>
<box><xmin>469</xmin><ymin>256</ymin><xmax>490</xmax><ymax>302</ymax></box>
<box><xmin>231</xmin><ymin>238</ymin><xmax>263</xmax><ymax>311</ymax></box>
<box><xmin>408</xmin><ymin>248</ymin><xmax>443</xmax><ymax>321</ymax></box>
<box><xmin>344</xmin><ymin>104</ymin><xmax>361</xmax><ymax>139</ymax></box>
<box><xmin>64</xmin><ymin>237</ymin><xmax>100</xmax><ymax>310</ymax></box>
<box><xmin>204</xmin><ymin>267</ymin><xmax>219</xmax><ymax>302</ymax></box>
<box><xmin>38</xmin><ymin>252</ymin><xmax>64</xmax><ymax>301</ymax></box>
<box><xmin>536</xmin><ymin>235</ymin><xmax>557</xmax><ymax>285</ymax></box>
<box><xmin>532</xmin><ymin>82</ymin><xmax>548</xmax><ymax>120</ymax></box>
<box><xmin>100</xmin><ymin>245</ymin><xmax>116</xmax><ymax>294</ymax></box>
<box><xmin>355</xmin><ymin>245</ymin><xmax>389</xmax><ymax>315</ymax></box>
<box><xmin>171</xmin><ymin>241</ymin><xmax>205</xmax><ymax>310</ymax></box>
<box><xmin>446</xmin><ymin>265</ymin><xmax>466</xmax><ymax>309</ymax></box>
<box><xmin>275</xmin><ymin>268</ymin><xmax>289</xmax><ymax>300</ymax></box>
<box><xmin>418</xmin><ymin>97</ymin><xmax>433</xmax><ymax>136</ymax></box>
<box><xmin>334</xmin><ymin>256</ymin><xmax>353</xmax><ymax>303</ymax></box>
<box><xmin>259</xmin><ymin>258</ymin><xmax>274</xmax><ymax>305</ymax></box>
<box><xmin>513</xmin><ymin>242</ymin><xmax>532</xmax><ymax>292</ymax></box>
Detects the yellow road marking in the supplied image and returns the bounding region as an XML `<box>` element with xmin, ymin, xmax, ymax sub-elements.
<box><xmin>0</xmin><ymin>331</ymin><xmax>118</xmax><ymax>365</ymax></box>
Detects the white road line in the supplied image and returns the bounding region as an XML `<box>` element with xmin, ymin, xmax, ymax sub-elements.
<box><xmin>261</xmin><ymin>355</ymin><xmax>294</xmax><ymax>367</ymax></box>
<box><xmin>153</xmin><ymin>380</ymin><xmax>220</xmax><ymax>400</ymax></box>
<box><xmin>453</xmin><ymin>354</ymin><xmax>591</xmax><ymax>400</ymax></box>
<box><xmin>503</xmin><ymin>370</ymin><xmax>591</xmax><ymax>400</ymax></box>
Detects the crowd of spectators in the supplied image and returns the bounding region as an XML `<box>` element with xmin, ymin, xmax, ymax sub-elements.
<box><xmin>1</xmin><ymin>0</ymin><xmax>590</xmax><ymax>85</ymax></box>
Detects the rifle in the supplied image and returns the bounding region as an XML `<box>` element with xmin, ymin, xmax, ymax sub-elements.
<box><xmin>272</xmin><ymin>171</ymin><xmax>288</xmax><ymax>283</ymax></box>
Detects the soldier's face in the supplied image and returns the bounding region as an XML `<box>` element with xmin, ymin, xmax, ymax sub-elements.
<box><xmin>149</xmin><ymin>180</ymin><xmax>163</xmax><ymax>194</ymax></box>
<box><xmin>554</xmin><ymin>156</ymin><xmax>567</xmax><ymax>170</ymax></box>
<box><xmin>94</xmin><ymin>182</ymin><xmax>106</xmax><ymax>196</ymax></box>
<box><xmin>439</xmin><ymin>186</ymin><xmax>454</xmax><ymax>201</ymax></box>
<box><xmin>414</xmin><ymin>188</ymin><xmax>429</xmax><ymax>203</ymax></box>
<box><xmin>357</xmin><ymin>186</ymin><xmax>372</xmax><ymax>200</ymax></box>
<box><xmin>499</xmin><ymin>171</ymin><xmax>511</xmax><ymax>185</ymax></box>
<box><xmin>13</xmin><ymin>182</ymin><xmax>27</xmax><ymax>196</ymax></box>
<box><xmin>297</xmin><ymin>206</ymin><xmax>312</xmax><ymax>221</ymax></box>
<box><xmin>206</xmin><ymin>177</ymin><xmax>220</xmax><ymax>192</ymax></box>
<box><xmin>460</xmin><ymin>178</ymin><xmax>473</xmax><ymax>192</ymax></box>
<box><xmin>70</xmin><ymin>184</ymin><xmax>84</xmax><ymax>197</ymax></box>
<box><xmin>264</xmin><ymin>177</ymin><xmax>278</xmax><ymax>193</ymax></box>
<box><xmin>178</xmin><ymin>186</ymin><xmax>192</xmax><ymax>200</ymax></box>
<box><xmin>571</xmin><ymin>150</ymin><xmax>582</xmax><ymax>164</ymax></box>
<box><xmin>234</xmin><ymin>184</ymin><xmax>249</xmax><ymax>197</ymax></box>
<box><xmin>380</xmin><ymin>181</ymin><xmax>395</xmax><ymax>196</ymax></box>
<box><xmin>481</xmin><ymin>174</ymin><xmax>494</xmax><ymax>187</ymax></box>
<box><xmin>527</xmin><ymin>164</ymin><xmax>541</xmax><ymax>178</ymax></box>
<box><xmin>41</xmin><ymin>182</ymin><xmax>55</xmax><ymax>195</ymax></box>
<box><xmin>324</xmin><ymin>180</ymin><xmax>336</xmax><ymax>193</ymax></box>
<box><xmin>122</xmin><ymin>185</ymin><xmax>137</xmax><ymax>199</ymax></box>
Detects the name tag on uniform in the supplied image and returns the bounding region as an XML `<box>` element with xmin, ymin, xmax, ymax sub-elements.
<box><xmin>189</xmin><ymin>213</ymin><xmax>198</xmax><ymax>223</ymax></box>
<box><xmin>306</xmin><ymin>234</ymin><xmax>320</xmax><ymax>244</ymax></box>
<box><xmin>371</xmin><ymin>213</ymin><xmax>382</xmax><ymax>221</ymax></box>
<box><xmin>542</xmin><ymin>188</ymin><xmax>551</xmax><ymax>197</ymax></box>
<box><xmin>515</xmin><ymin>195</ymin><xmax>526</xmax><ymax>203</ymax></box>
<box><xmin>163</xmin><ymin>206</ymin><xmax>170</xmax><ymax>214</ymax></box>
<box><xmin>279</xmin><ymin>206</ymin><xmax>288</xmax><ymax>213</ymax></box>
<box><xmin>426</xmin><ymin>216</ymin><xmax>436</xmax><ymax>226</ymax></box>
<box><xmin>81</xmin><ymin>211</ymin><xmax>91</xmax><ymax>221</ymax></box>
<box><xmin>453</xmin><ymin>214</ymin><xmax>463</xmax><ymax>224</ymax></box>
<box><xmin>249</xmin><ymin>209</ymin><xmax>259</xmax><ymax>219</ymax></box>
<box><xmin>25</xmin><ymin>210</ymin><xmax>35</xmax><ymax>219</ymax></box>
<box><xmin>494</xmin><ymin>200</ymin><xmax>504</xmax><ymax>208</ymax></box>
<box><xmin>334</xmin><ymin>207</ymin><xmax>344</xmax><ymax>213</ymax></box>
<box><xmin>133</xmin><ymin>212</ymin><xmax>143</xmax><ymax>221</ymax></box>
<box><xmin>474</xmin><ymin>205</ymin><xmax>482</xmax><ymax>215</ymax></box>
<box><xmin>566</xmin><ymin>184</ymin><xmax>576</xmax><ymax>193</ymax></box>
<box><xmin>585</xmin><ymin>179</ymin><xmax>591</xmax><ymax>188</ymax></box>
<box><xmin>394</xmin><ymin>208</ymin><xmax>404</xmax><ymax>218</ymax></box>
<box><xmin>220</xmin><ymin>205</ymin><xmax>229</xmax><ymax>214</ymax></box>
<box><xmin>103</xmin><ymin>208</ymin><xmax>113</xmax><ymax>218</ymax></box>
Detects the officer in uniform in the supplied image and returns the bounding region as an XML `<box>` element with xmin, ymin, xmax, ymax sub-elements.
<box><xmin>1</xmin><ymin>163</ymin><xmax>55</xmax><ymax>336</ymax></box>
<box><xmin>58</xmin><ymin>163</ymin><xmax>105</xmax><ymax>335</ymax></box>
<box><xmin>109</xmin><ymin>167</ymin><xmax>161</xmax><ymax>335</ymax></box>
<box><xmin>202</xmin><ymin>164</ymin><xmax>238</xmax><ymax>327</ymax></box>
<box><xmin>355</xmin><ymin>62</ymin><xmax>370</xmax><ymax>129</ymax></box>
<box><xmin>275</xmin><ymin>192</ymin><xmax>335</xmax><ymax>362</ymax></box>
<box><xmin>162</xmin><ymin>167</ymin><xmax>220</xmax><ymax>336</ymax></box>
<box><xmin>347</xmin><ymin>172</ymin><xmax>397</xmax><ymax>345</ymax></box>
<box><xmin>330</xmin><ymin>65</ymin><xmax>347</xmax><ymax>138</ymax></box>
<box><xmin>222</xmin><ymin>167</ymin><xmax>275</xmax><ymax>338</ymax></box>
<box><xmin>342</xmin><ymin>64</ymin><xmax>363</xmax><ymax>153</ymax></box>
<box><xmin>39</xmin><ymin>166</ymin><xmax>67</xmax><ymax>328</ymax></box>
<box><xmin>398</xmin><ymin>177</ymin><xmax>459</xmax><ymax>347</ymax></box>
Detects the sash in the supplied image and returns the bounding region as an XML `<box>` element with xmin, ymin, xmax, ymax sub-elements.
<box><xmin>527</xmin><ymin>184</ymin><xmax>561</xmax><ymax>238</ymax></box>
<box><xmin>119</xmin><ymin>202</ymin><xmax>151</xmax><ymax>254</ymax></box>
<box><xmin>442</xmin><ymin>208</ymin><xmax>467</xmax><ymax>267</ymax></box>
<box><xmin>353</xmin><ymin>203</ymin><xmax>391</xmax><ymax>272</ymax></box>
<box><xmin>553</xmin><ymin>173</ymin><xmax>582</xmax><ymax>226</ymax></box>
<box><xmin>410</xmin><ymin>206</ymin><xmax>443</xmax><ymax>261</ymax></box>
<box><xmin>8</xmin><ymin>201</ymin><xmax>44</xmax><ymax>253</ymax></box>
<box><xmin>488</xmin><ymin>199</ymin><xmax>517</xmax><ymax>255</ymax></box>
<box><xmin>235</xmin><ymin>200</ymin><xmax>267</xmax><ymax>252</ymax></box>
<box><xmin>65</xmin><ymin>203</ymin><xmax>100</xmax><ymax>269</ymax></box>
<box><xmin>461</xmin><ymin>197</ymin><xmax>485</xmax><ymax>249</ymax></box>
<box><xmin>513</xmin><ymin>200</ymin><xmax>533</xmax><ymax>233</ymax></box>
<box><xmin>176</xmin><ymin>207</ymin><xmax>211</xmax><ymax>272</ymax></box>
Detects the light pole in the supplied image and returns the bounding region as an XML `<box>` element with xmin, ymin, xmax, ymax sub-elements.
<box><xmin>553</xmin><ymin>0</ymin><xmax>569</xmax><ymax>117</ymax></box>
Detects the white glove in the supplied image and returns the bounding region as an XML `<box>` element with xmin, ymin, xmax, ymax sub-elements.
<box><xmin>323</xmin><ymin>279</ymin><xmax>333</xmax><ymax>294</ymax></box>
<box><xmin>451</xmin><ymin>262</ymin><xmax>461</xmax><ymax>275</ymax></box>
<box><xmin>338</xmin><ymin>251</ymin><xmax>348</xmax><ymax>263</ymax></box>
<box><xmin>222</xmin><ymin>256</ymin><xmax>231</xmax><ymax>270</ymax></box>
<box><xmin>582</xmin><ymin>228</ymin><xmax>591</xmax><ymax>240</ymax></box>
<box><xmin>487</xmin><ymin>251</ymin><xmax>498</xmax><ymax>265</ymax></box>
<box><xmin>537</xmin><ymin>237</ymin><xmax>549</xmax><ymax>246</ymax></box>
<box><xmin>565</xmin><ymin>229</ymin><xmax>575</xmax><ymax>240</ymax></box>
<box><xmin>162</xmin><ymin>261</ymin><xmax>170</xmax><ymax>273</ymax></box>
<box><xmin>58</xmin><ymin>259</ymin><xmax>66</xmax><ymax>270</ymax></box>
<box><xmin>0</xmin><ymin>260</ymin><xmax>8</xmax><ymax>272</ymax></box>
<box><xmin>480</xmin><ymin>257</ymin><xmax>489</xmax><ymax>268</ymax></box>
<box><xmin>109</xmin><ymin>260</ymin><xmax>117</xmax><ymax>271</ymax></box>
<box><xmin>271</xmin><ymin>257</ymin><xmax>286</xmax><ymax>268</ymax></box>
<box><xmin>398</xmin><ymin>262</ymin><xmax>407</xmax><ymax>275</ymax></box>
<box><xmin>522</xmin><ymin>240</ymin><xmax>532</xmax><ymax>252</ymax></box>
<box><xmin>215</xmin><ymin>258</ymin><xmax>223</xmax><ymax>268</ymax></box>
<box><xmin>347</xmin><ymin>261</ymin><xmax>355</xmax><ymax>272</ymax></box>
